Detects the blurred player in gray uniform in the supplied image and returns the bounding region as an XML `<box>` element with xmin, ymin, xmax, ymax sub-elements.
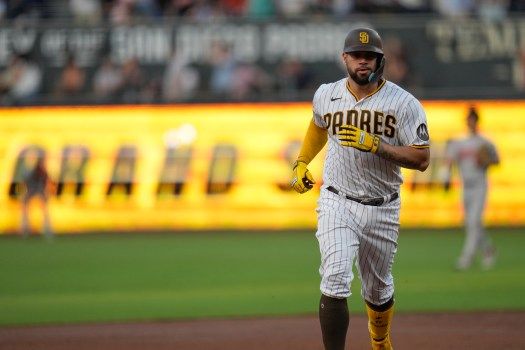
<box><xmin>291</xmin><ymin>27</ymin><xmax>430</xmax><ymax>350</ymax></box>
<box><xmin>20</xmin><ymin>156</ymin><xmax>54</xmax><ymax>239</ymax></box>
<box><xmin>444</xmin><ymin>106</ymin><xmax>499</xmax><ymax>270</ymax></box>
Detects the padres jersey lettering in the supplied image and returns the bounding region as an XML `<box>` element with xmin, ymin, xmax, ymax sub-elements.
<box><xmin>313</xmin><ymin>77</ymin><xmax>429</xmax><ymax>198</ymax></box>
<box><xmin>323</xmin><ymin>109</ymin><xmax>396</xmax><ymax>137</ymax></box>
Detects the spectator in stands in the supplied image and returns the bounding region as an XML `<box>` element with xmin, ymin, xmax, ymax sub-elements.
<box><xmin>274</xmin><ymin>0</ymin><xmax>309</xmax><ymax>17</ymax></box>
<box><xmin>383</xmin><ymin>36</ymin><xmax>411</xmax><ymax>88</ymax></box>
<box><xmin>231</xmin><ymin>61</ymin><xmax>272</xmax><ymax>100</ymax></box>
<box><xmin>55</xmin><ymin>55</ymin><xmax>86</xmax><ymax>99</ymax></box>
<box><xmin>513</xmin><ymin>47</ymin><xmax>525</xmax><ymax>91</ymax></box>
<box><xmin>330</xmin><ymin>0</ymin><xmax>353</xmax><ymax>17</ymax></box>
<box><xmin>396</xmin><ymin>0</ymin><xmax>432</xmax><ymax>13</ymax></box>
<box><xmin>208</xmin><ymin>40</ymin><xmax>238</xmax><ymax>97</ymax></box>
<box><xmin>162</xmin><ymin>0</ymin><xmax>195</xmax><ymax>16</ymax></box>
<box><xmin>163</xmin><ymin>0</ymin><xmax>229</xmax><ymax>21</ymax></box>
<box><xmin>245</xmin><ymin>0</ymin><xmax>275</xmax><ymax>18</ymax></box>
<box><xmin>476</xmin><ymin>0</ymin><xmax>509</xmax><ymax>21</ymax></box>
<box><xmin>220</xmin><ymin>0</ymin><xmax>246</xmax><ymax>16</ymax></box>
<box><xmin>276</xmin><ymin>57</ymin><xmax>314</xmax><ymax>98</ymax></box>
<box><xmin>120</xmin><ymin>57</ymin><xmax>146</xmax><ymax>103</ymax></box>
<box><xmin>208</xmin><ymin>40</ymin><xmax>274</xmax><ymax>100</ymax></box>
<box><xmin>4</xmin><ymin>0</ymin><xmax>49</xmax><ymax>21</ymax></box>
<box><xmin>109</xmin><ymin>0</ymin><xmax>134</xmax><ymax>24</ymax></box>
<box><xmin>0</xmin><ymin>54</ymin><xmax>42</xmax><ymax>105</ymax></box>
<box><xmin>140</xmin><ymin>77</ymin><xmax>162</xmax><ymax>103</ymax></box>
<box><xmin>0</xmin><ymin>0</ymin><xmax>6</xmax><ymax>20</ymax></box>
<box><xmin>69</xmin><ymin>0</ymin><xmax>102</xmax><ymax>24</ymax></box>
<box><xmin>162</xmin><ymin>49</ymin><xmax>200</xmax><ymax>102</ymax></box>
<box><xmin>93</xmin><ymin>56</ymin><xmax>123</xmax><ymax>102</ymax></box>
<box><xmin>134</xmin><ymin>0</ymin><xmax>162</xmax><ymax>18</ymax></box>
<box><xmin>432</xmin><ymin>0</ymin><xmax>474</xmax><ymax>18</ymax></box>
<box><xmin>359</xmin><ymin>0</ymin><xmax>430</xmax><ymax>13</ymax></box>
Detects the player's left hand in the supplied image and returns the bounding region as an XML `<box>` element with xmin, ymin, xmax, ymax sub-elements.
<box><xmin>291</xmin><ymin>160</ymin><xmax>315</xmax><ymax>193</ymax></box>
<box><xmin>338</xmin><ymin>124</ymin><xmax>381</xmax><ymax>153</ymax></box>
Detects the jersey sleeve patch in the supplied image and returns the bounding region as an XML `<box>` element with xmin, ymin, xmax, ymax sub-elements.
<box><xmin>416</xmin><ymin>123</ymin><xmax>429</xmax><ymax>142</ymax></box>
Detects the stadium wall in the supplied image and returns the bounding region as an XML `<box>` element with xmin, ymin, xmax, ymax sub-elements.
<box><xmin>0</xmin><ymin>100</ymin><xmax>523</xmax><ymax>233</ymax></box>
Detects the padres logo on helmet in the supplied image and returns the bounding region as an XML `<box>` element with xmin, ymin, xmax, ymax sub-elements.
<box><xmin>359</xmin><ymin>32</ymin><xmax>369</xmax><ymax>44</ymax></box>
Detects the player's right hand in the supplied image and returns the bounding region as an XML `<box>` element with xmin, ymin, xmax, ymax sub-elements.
<box><xmin>291</xmin><ymin>160</ymin><xmax>315</xmax><ymax>193</ymax></box>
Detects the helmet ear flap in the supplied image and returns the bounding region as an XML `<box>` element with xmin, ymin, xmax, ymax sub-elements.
<box><xmin>368</xmin><ymin>55</ymin><xmax>385</xmax><ymax>83</ymax></box>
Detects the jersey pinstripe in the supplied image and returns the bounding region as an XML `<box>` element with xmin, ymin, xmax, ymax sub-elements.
<box><xmin>312</xmin><ymin>77</ymin><xmax>429</xmax><ymax>198</ymax></box>
<box><xmin>316</xmin><ymin>189</ymin><xmax>400</xmax><ymax>302</ymax></box>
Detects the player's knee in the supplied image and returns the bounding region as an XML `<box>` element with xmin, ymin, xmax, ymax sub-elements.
<box><xmin>362</xmin><ymin>283</ymin><xmax>394</xmax><ymax>306</ymax></box>
<box><xmin>321</xmin><ymin>286</ymin><xmax>350</xmax><ymax>299</ymax></box>
<box><xmin>365</xmin><ymin>296</ymin><xmax>394</xmax><ymax>311</ymax></box>
<box><xmin>321</xmin><ymin>272</ymin><xmax>352</xmax><ymax>298</ymax></box>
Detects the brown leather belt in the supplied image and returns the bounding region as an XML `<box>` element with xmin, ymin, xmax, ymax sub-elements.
<box><xmin>326</xmin><ymin>186</ymin><xmax>398</xmax><ymax>206</ymax></box>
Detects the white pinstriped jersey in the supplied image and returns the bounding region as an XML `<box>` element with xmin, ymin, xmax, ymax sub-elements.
<box><xmin>447</xmin><ymin>135</ymin><xmax>498</xmax><ymax>185</ymax></box>
<box><xmin>312</xmin><ymin>78</ymin><xmax>430</xmax><ymax>198</ymax></box>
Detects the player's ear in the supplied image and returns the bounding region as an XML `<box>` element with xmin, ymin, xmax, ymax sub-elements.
<box><xmin>342</xmin><ymin>52</ymin><xmax>350</xmax><ymax>67</ymax></box>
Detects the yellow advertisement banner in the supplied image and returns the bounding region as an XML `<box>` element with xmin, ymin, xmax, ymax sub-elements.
<box><xmin>0</xmin><ymin>101</ymin><xmax>523</xmax><ymax>234</ymax></box>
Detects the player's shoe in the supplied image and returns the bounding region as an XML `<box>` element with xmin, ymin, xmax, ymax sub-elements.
<box><xmin>371</xmin><ymin>335</ymin><xmax>393</xmax><ymax>350</ymax></box>
<box><xmin>481</xmin><ymin>248</ymin><xmax>497</xmax><ymax>270</ymax></box>
<box><xmin>455</xmin><ymin>257</ymin><xmax>472</xmax><ymax>271</ymax></box>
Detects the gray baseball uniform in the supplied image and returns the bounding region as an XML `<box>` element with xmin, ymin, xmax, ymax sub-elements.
<box><xmin>446</xmin><ymin>134</ymin><xmax>499</xmax><ymax>268</ymax></box>
<box><xmin>20</xmin><ymin>160</ymin><xmax>53</xmax><ymax>239</ymax></box>
<box><xmin>312</xmin><ymin>77</ymin><xmax>429</xmax><ymax>304</ymax></box>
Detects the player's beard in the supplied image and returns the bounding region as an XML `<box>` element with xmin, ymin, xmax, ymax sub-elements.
<box><xmin>348</xmin><ymin>68</ymin><xmax>371</xmax><ymax>86</ymax></box>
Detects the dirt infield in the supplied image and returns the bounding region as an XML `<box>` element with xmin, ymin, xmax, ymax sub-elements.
<box><xmin>1</xmin><ymin>311</ymin><xmax>524</xmax><ymax>350</ymax></box>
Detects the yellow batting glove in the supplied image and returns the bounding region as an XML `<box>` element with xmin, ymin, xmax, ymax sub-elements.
<box><xmin>291</xmin><ymin>160</ymin><xmax>315</xmax><ymax>194</ymax></box>
<box><xmin>338</xmin><ymin>124</ymin><xmax>381</xmax><ymax>153</ymax></box>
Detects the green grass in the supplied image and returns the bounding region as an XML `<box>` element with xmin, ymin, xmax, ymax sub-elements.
<box><xmin>393</xmin><ymin>229</ymin><xmax>525</xmax><ymax>312</ymax></box>
<box><xmin>0</xmin><ymin>228</ymin><xmax>524</xmax><ymax>326</ymax></box>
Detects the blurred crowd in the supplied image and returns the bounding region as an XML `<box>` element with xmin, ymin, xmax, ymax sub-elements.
<box><xmin>1</xmin><ymin>0</ymin><xmax>525</xmax><ymax>105</ymax></box>
<box><xmin>0</xmin><ymin>0</ymin><xmax>524</xmax><ymax>23</ymax></box>
<box><xmin>0</xmin><ymin>36</ymin><xmax>416</xmax><ymax>105</ymax></box>
<box><xmin>0</xmin><ymin>43</ymin><xmax>312</xmax><ymax>105</ymax></box>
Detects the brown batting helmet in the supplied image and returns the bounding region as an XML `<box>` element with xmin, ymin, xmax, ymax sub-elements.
<box><xmin>343</xmin><ymin>27</ymin><xmax>385</xmax><ymax>83</ymax></box>
<box><xmin>343</xmin><ymin>27</ymin><xmax>383</xmax><ymax>55</ymax></box>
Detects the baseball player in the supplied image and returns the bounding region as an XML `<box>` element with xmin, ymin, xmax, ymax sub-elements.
<box><xmin>20</xmin><ymin>156</ymin><xmax>54</xmax><ymax>239</ymax></box>
<box><xmin>291</xmin><ymin>27</ymin><xmax>430</xmax><ymax>350</ymax></box>
<box><xmin>444</xmin><ymin>106</ymin><xmax>499</xmax><ymax>270</ymax></box>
